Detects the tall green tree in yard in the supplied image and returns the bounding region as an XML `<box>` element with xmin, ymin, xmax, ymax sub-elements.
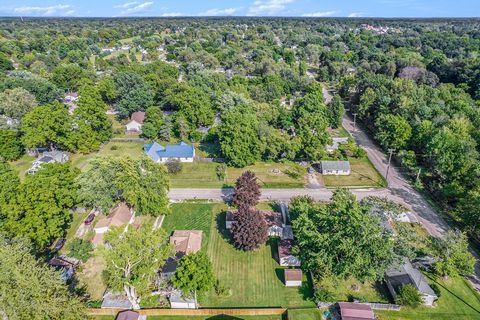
<box><xmin>21</xmin><ymin>101</ymin><xmax>75</xmax><ymax>151</ymax></box>
<box><xmin>141</xmin><ymin>106</ymin><xmax>164</xmax><ymax>139</ymax></box>
<box><xmin>375</xmin><ymin>114</ymin><xmax>412</xmax><ymax>150</ymax></box>
<box><xmin>0</xmin><ymin>163</ymin><xmax>19</xmax><ymax>220</ymax></box>
<box><xmin>0</xmin><ymin>87</ymin><xmax>38</xmax><ymax>120</ymax></box>
<box><xmin>218</xmin><ymin>106</ymin><xmax>262</xmax><ymax>167</ymax></box>
<box><xmin>432</xmin><ymin>230</ymin><xmax>475</xmax><ymax>278</ymax></box>
<box><xmin>172</xmin><ymin>252</ymin><xmax>215</xmax><ymax>297</ymax></box>
<box><xmin>0</xmin><ymin>129</ymin><xmax>23</xmax><ymax>160</ymax></box>
<box><xmin>3</xmin><ymin>163</ymin><xmax>79</xmax><ymax>248</ymax></box>
<box><xmin>0</xmin><ymin>234</ymin><xmax>86</xmax><ymax>320</ymax></box>
<box><xmin>329</xmin><ymin>95</ymin><xmax>345</xmax><ymax>129</ymax></box>
<box><xmin>76</xmin><ymin>156</ymin><xmax>170</xmax><ymax>216</ymax></box>
<box><xmin>98</xmin><ymin>76</ymin><xmax>118</xmax><ymax>103</ymax></box>
<box><xmin>291</xmin><ymin>189</ymin><xmax>395</xmax><ymax>281</ymax></box>
<box><xmin>73</xmin><ymin>83</ymin><xmax>112</xmax><ymax>153</ymax></box>
<box><xmin>102</xmin><ymin>225</ymin><xmax>173</xmax><ymax>309</ymax></box>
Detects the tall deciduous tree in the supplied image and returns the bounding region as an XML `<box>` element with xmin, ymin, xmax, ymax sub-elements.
<box><xmin>291</xmin><ymin>189</ymin><xmax>395</xmax><ymax>281</ymax></box>
<box><xmin>102</xmin><ymin>225</ymin><xmax>173</xmax><ymax>309</ymax></box>
<box><xmin>329</xmin><ymin>95</ymin><xmax>345</xmax><ymax>129</ymax></box>
<box><xmin>232</xmin><ymin>171</ymin><xmax>261</xmax><ymax>208</ymax></box>
<box><xmin>4</xmin><ymin>163</ymin><xmax>78</xmax><ymax>248</ymax></box>
<box><xmin>73</xmin><ymin>83</ymin><xmax>112</xmax><ymax>153</ymax></box>
<box><xmin>141</xmin><ymin>106</ymin><xmax>164</xmax><ymax>139</ymax></box>
<box><xmin>0</xmin><ymin>234</ymin><xmax>86</xmax><ymax>320</ymax></box>
<box><xmin>432</xmin><ymin>230</ymin><xmax>475</xmax><ymax>278</ymax></box>
<box><xmin>0</xmin><ymin>163</ymin><xmax>19</xmax><ymax>220</ymax></box>
<box><xmin>375</xmin><ymin>114</ymin><xmax>412</xmax><ymax>150</ymax></box>
<box><xmin>21</xmin><ymin>101</ymin><xmax>75</xmax><ymax>151</ymax></box>
<box><xmin>0</xmin><ymin>129</ymin><xmax>23</xmax><ymax>160</ymax></box>
<box><xmin>172</xmin><ymin>252</ymin><xmax>215</xmax><ymax>297</ymax></box>
<box><xmin>76</xmin><ymin>156</ymin><xmax>170</xmax><ymax>216</ymax></box>
<box><xmin>231</xmin><ymin>206</ymin><xmax>268</xmax><ymax>251</ymax></box>
<box><xmin>0</xmin><ymin>87</ymin><xmax>38</xmax><ymax>120</ymax></box>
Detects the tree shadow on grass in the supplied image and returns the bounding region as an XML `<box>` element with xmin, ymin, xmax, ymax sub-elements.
<box><xmin>216</xmin><ymin>211</ymin><xmax>233</xmax><ymax>244</ymax></box>
<box><xmin>207</xmin><ymin>315</ymin><xmax>243</xmax><ymax>320</ymax></box>
<box><xmin>268</xmin><ymin>238</ymin><xmax>279</xmax><ymax>263</ymax></box>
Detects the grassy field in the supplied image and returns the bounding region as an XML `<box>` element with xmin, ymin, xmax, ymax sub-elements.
<box><xmin>316</xmin><ymin>276</ymin><xmax>390</xmax><ymax>303</ymax></box>
<box><xmin>91</xmin><ymin>316</ymin><xmax>282</xmax><ymax>320</ymax></box>
<box><xmin>377</xmin><ymin>275</ymin><xmax>480</xmax><ymax>320</ymax></box>
<box><xmin>170</xmin><ymin>162</ymin><xmax>306</xmax><ymax>188</ymax></box>
<box><xmin>77</xmin><ymin>252</ymin><xmax>107</xmax><ymax>300</ymax></box>
<box><xmin>163</xmin><ymin>203</ymin><xmax>315</xmax><ymax>308</ymax></box>
<box><xmin>319</xmin><ymin>157</ymin><xmax>386</xmax><ymax>188</ymax></box>
<box><xmin>288</xmin><ymin>308</ymin><xmax>322</xmax><ymax>320</ymax></box>
<box><xmin>10</xmin><ymin>154</ymin><xmax>36</xmax><ymax>180</ymax></box>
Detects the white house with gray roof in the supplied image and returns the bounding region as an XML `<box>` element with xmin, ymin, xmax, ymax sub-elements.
<box><xmin>27</xmin><ymin>151</ymin><xmax>69</xmax><ymax>174</ymax></box>
<box><xmin>385</xmin><ymin>260</ymin><xmax>438</xmax><ymax>306</ymax></box>
<box><xmin>320</xmin><ymin>160</ymin><xmax>351</xmax><ymax>175</ymax></box>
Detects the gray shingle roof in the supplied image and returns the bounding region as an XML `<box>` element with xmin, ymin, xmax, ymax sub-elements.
<box><xmin>320</xmin><ymin>160</ymin><xmax>350</xmax><ymax>171</ymax></box>
<box><xmin>386</xmin><ymin>260</ymin><xmax>437</xmax><ymax>297</ymax></box>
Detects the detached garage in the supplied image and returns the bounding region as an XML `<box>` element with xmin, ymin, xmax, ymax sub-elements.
<box><xmin>284</xmin><ymin>269</ymin><xmax>303</xmax><ymax>287</ymax></box>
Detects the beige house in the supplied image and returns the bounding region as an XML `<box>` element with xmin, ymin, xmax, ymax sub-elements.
<box><xmin>170</xmin><ymin>230</ymin><xmax>203</xmax><ymax>255</ymax></box>
<box><xmin>92</xmin><ymin>203</ymin><xmax>134</xmax><ymax>246</ymax></box>
<box><xmin>125</xmin><ymin>111</ymin><xmax>145</xmax><ymax>133</ymax></box>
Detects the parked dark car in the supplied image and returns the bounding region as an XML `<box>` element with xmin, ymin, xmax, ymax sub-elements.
<box><xmin>84</xmin><ymin>213</ymin><xmax>96</xmax><ymax>225</ymax></box>
<box><xmin>53</xmin><ymin>238</ymin><xmax>66</xmax><ymax>252</ymax></box>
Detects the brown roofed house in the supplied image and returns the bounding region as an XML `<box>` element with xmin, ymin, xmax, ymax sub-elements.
<box><xmin>115</xmin><ymin>310</ymin><xmax>139</xmax><ymax>320</ymax></box>
<box><xmin>93</xmin><ymin>203</ymin><xmax>134</xmax><ymax>246</ymax></box>
<box><xmin>126</xmin><ymin>111</ymin><xmax>146</xmax><ymax>133</ymax></box>
<box><xmin>170</xmin><ymin>230</ymin><xmax>203</xmax><ymax>255</ymax></box>
<box><xmin>131</xmin><ymin>111</ymin><xmax>145</xmax><ymax>124</ymax></box>
<box><xmin>338</xmin><ymin>302</ymin><xmax>375</xmax><ymax>320</ymax></box>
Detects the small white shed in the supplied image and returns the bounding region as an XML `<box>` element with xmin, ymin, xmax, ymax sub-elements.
<box><xmin>284</xmin><ymin>269</ymin><xmax>303</xmax><ymax>287</ymax></box>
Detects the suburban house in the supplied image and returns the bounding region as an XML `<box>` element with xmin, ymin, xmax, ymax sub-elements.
<box><xmin>27</xmin><ymin>151</ymin><xmax>69</xmax><ymax>174</ymax></box>
<box><xmin>92</xmin><ymin>203</ymin><xmax>134</xmax><ymax>247</ymax></box>
<box><xmin>115</xmin><ymin>310</ymin><xmax>139</xmax><ymax>320</ymax></box>
<box><xmin>144</xmin><ymin>141</ymin><xmax>195</xmax><ymax>163</ymax></box>
<box><xmin>385</xmin><ymin>260</ymin><xmax>438</xmax><ymax>306</ymax></box>
<box><xmin>338</xmin><ymin>302</ymin><xmax>375</xmax><ymax>320</ymax></box>
<box><xmin>125</xmin><ymin>111</ymin><xmax>145</xmax><ymax>133</ymax></box>
<box><xmin>226</xmin><ymin>210</ymin><xmax>293</xmax><ymax>240</ymax></box>
<box><xmin>169</xmin><ymin>289</ymin><xmax>197</xmax><ymax>309</ymax></box>
<box><xmin>284</xmin><ymin>269</ymin><xmax>303</xmax><ymax>287</ymax></box>
<box><xmin>326</xmin><ymin>137</ymin><xmax>349</xmax><ymax>153</ymax></box>
<box><xmin>278</xmin><ymin>239</ymin><xmax>301</xmax><ymax>267</ymax></box>
<box><xmin>160</xmin><ymin>230</ymin><xmax>203</xmax><ymax>280</ymax></box>
<box><xmin>64</xmin><ymin>92</ymin><xmax>79</xmax><ymax>103</ymax></box>
<box><xmin>320</xmin><ymin>160</ymin><xmax>351</xmax><ymax>175</ymax></box>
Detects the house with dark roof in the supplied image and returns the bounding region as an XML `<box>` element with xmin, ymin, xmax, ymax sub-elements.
<box><xmin>320</xmin><ymin>160</ymin><xmax>351</xmax><ymax>175</ymax></box>
<box><xmin>144</xmin><ymin>141</ymin><xmax>195</xmax><ymax>163</ymax></box>
<box><xmin>338</xmin><ymin>302</ymin><xmax>375</xmax><ymax>320</ymax></box>
<box><xmin>385</xmin><ymin>260</ymin><xmax>438</xmax><ymax>306</ymax></box>
<box><xmin>125</xmin><ymin>111</ymin><xmax>145</xmax><ymax>133</ymax></box>
<box><xmin>27</xmin><ymin>151</ymin><xmax>69</xmax><ymax>174</ymax></box>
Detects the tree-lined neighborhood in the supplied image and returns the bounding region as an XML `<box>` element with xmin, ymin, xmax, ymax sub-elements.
<box><xmin>0</xmin><ymin>12</ymin><xmax>479</xmax><ymax>320</ymax></box>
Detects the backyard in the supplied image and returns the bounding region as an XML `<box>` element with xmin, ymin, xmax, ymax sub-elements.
<box><xmin>162</xmin><ymin>203</ymin><xmax>315</xmax><ymax>308</ymax></box>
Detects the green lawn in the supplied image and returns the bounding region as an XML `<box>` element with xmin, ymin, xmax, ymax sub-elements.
<box><xmin>170</xmin><ymin>162</ymin><xmax>306</xmax><ymax>188</ymax></box>
<box><xmin>288</xmin><ymin>308</ymin><xmax>322</xmax><ymax>320</ymax></box>
<box><xmin>319</xmin><ymin>157</ymin><xmax>386</xmax><ymax>188</ymax></box>
<box><xmin>77</xmin><ymin>252</ymin><xmax>107</xmax><ymax>300</ymax></box>
<box><xmin>316</xmin><ymin>276</ymin><xmax>390</xmax><ymax>303</ymax></box>
<box><xmin>377</xmin><ymin>275</ymin><xmax>480</xmax><ymax>320</ymax></box>
<box><xmin>10</xmin><ymin>154</ymin><xmax>36</xmax><ymax>180</ymax></box>
<box><xmin>91</xmin><ymin>316</ymin><xmax>282</xmax><ymax>320</ymax></box>
<box><xmin>162</xmin><ymin>203</ymin><xmax>315</xmax><ymax>308</ymax></box>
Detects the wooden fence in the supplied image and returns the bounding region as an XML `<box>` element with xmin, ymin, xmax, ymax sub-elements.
<box><xmin>88</xmin><ymin>308</ymin><xmax>287</xmax><ymax>316</ymax></box>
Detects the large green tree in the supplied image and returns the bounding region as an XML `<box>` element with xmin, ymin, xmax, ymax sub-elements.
<box><xmin>3</xmin><ymin>163</ymin><xmax>78</xmax><ymax>248</ymax></box>
<box><xmin>172</xmin><ymin>252</ymin><xmax>215</xmax><ymax>297</ymax></box>
<box><xmin>141</xmin><ymin>106</ymin><xmax>164</xmax><ymax>139</ymax></box>
<box><xmin>0</xmin><ymin>234</ymin><xmax>86</xmax><ymax>320</ymax></box>
<box><xmin>0</xmin><ymin>87</ymin><xmax>38</xmax><ymax>120</ymax></box>
<box><xmin>375</xmin><ymin>114</ymin><xmax>412</xmax><ymax>150</ymax></box>
<box><xmin>290</xmin><ymin>189</ymin><xmax>395</xmax><ymax>281</ymax></box>
<box><xmin>0</xmin><ymin>163</ymin><xmax>19</xmax><ymax>220</ymax></box>
<box><xmin>102</xmin><ymin>225</ymin><xmax>173</xmax><ymax>309</ymax></box>
<box><xmin>432</xmin><ymin>230</ymin><xmax>475</xmax><ymax>278</ymax></box>
<box><xmin>218</xmin><ymin>106</ymin><xmax>262</xmax><ymax>167</ymax></box>
<box><xmin>76</xmin><ymin>156</ymin><xmax>170</xmax><ymax>216</ymax></box>
<box><xmin>73</xmin><ymin>83</ymin><xmax>112</xmax><ymax>153</ymax></box>
<box><xmin>21</xmin><ymin>101</ymin><xmax>75</xmax><ymax>151</ymax></box>
<box><xmin>0</xmin><ymin>129</ymin><xmax>23</xmax><ymax>160</ymax></box>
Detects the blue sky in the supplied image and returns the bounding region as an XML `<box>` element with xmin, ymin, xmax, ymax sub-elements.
<box><xmin>1</xmin><ymin>0</ymin><xmax>479</xmax><ymax>18</ymax></box>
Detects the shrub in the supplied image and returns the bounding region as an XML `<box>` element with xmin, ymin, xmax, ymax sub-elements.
<box><xmin>313</xmin><ymin>288</ymin><xmax>334</xmax><ymax>303</ymax></box>
<box><xmin>110</xmin><ymin>144</ymin><xmax>118</xmax><ymax>150</ymax></box>
<box><xmin>214</xmin><ymin>279</ymin><xmax>229</xmax><ymax>296</ymax></box>
<box><xmin>216</xmin><ymin>163</ymin><xmax>226</xmax><ymax>181</ymax></box>
<box><xmin>165</xmin><ymin>160</ymin><xmax>182</xmax><ymax>174</ymax></box>
<box><xmin>395</xmin><ymin>284</ymin><xmax>423</xmax><ymax>307</ymax></box>
<box><xmin>67</xmin><ymin>238</ymin><xmax>93</xmax><ymax>262</ymax></box>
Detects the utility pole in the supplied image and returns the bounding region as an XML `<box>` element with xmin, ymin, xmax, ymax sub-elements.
<box><xmin>352</xmin><ymin>113</ymin><xmax>358</xmax><ymax>131</ymax></box>
<box><xmin>416</xmin><ymin>168</ymin><xmax>421</xmax><ymax>182</ymax></box>
<box><xmin>385</xmin><ymin>148</ymin><xmax>395</xmax><ymax>183</ymax></box>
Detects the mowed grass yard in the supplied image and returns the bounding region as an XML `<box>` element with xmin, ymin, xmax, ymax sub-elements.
<box><xmin>170</xmin><ymin>162</ymin><xmax>306</xmax><ymax>188</ymax></box>
<box><xmin>91</xmin><ymin>316</ymin><xmax>283</xmax><ymax>320</ymax></box>
<box><xmin>377</xmin><ymin>274</ymin><xmax>480</xmax><ymax>320</ymax></box>
<box><xmin>318</xmin><ymin>157</ymin><xmax>386</xmax><ymax>188</ymax></box>
<box><xmin>162</xmin><ymin>203</ymin><xmax>315</xmax><ymax>308</ymax></box>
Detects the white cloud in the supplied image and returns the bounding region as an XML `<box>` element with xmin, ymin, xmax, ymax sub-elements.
<box><xmin>13</xmin><ymin>4</ymin><xmax>74</xmax><ymax>16</ymax></box>
<box><xmin>161</xmin><ymin>12</ymin><xmax>183</xmax><ymax>17</ymax></box>
<box><xmin>248</xmin><ymin>0</ymin><xmax>294</xmax><ymax>16</ymax></box>
<box><xmin>65</xmin><ymin>10</ymin><xmax>75</xmax><ymax>15</ymax></box>
<box><xmin>198</xmin><ymin>8</ymin><xmax>240</xmax><ymax>16</ymax></box>
<box><xmin>348</xmin><ymin>12</ymin><xmax>364</xmax><ymax>17</ymax></box>
<box><xmin>302</xmin><ymin>11</ymin><xmax>337</xmax><ymax>17</ymax></box>
<box><xmin>114</xmin><ymin>2</ymin><xmax>138</xmax><ymax>9</ymax></box>
<box><xmin>119</xmin><ymin>1</ymin><xmax>154</xmax><ymax>15</ymax></box>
